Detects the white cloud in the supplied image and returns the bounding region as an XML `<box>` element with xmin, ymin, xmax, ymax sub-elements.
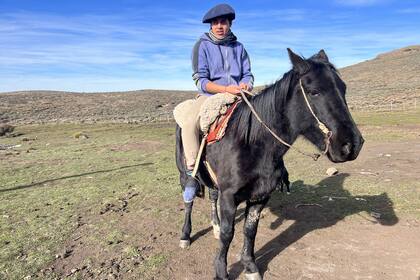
<box><xmin>239</xmin><ymin>9</ymin><xmax>307</xmax><ymax>21</ymax></box>
<box><xmin>397</xmin><ymin>7</ymin><xmax>420</xmax><ymax>14</ymax></box>
<box><xmin>0</xmin><ymin>75</ymin><xmax>196</xmax><ymax>92</ymax></box>
<box><xmin>0</xmin><ymin>11</ymin><xmax>201</xmax><ymax>92</ymax></box>
<box><xmin>0</xmin><ymin>7</ymin><xmax>419</xmax><ymax>92</ymax></box>
<box><xmin>334</xmin><ymin>0</ymin><xmax>389</xmax><ymax>6</ymax></box>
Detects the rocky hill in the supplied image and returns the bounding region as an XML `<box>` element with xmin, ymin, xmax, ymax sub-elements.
<box><xmin>1</xmin><ymin>45</ymin><xmax>419</xmax><ymax>124</ymax></box>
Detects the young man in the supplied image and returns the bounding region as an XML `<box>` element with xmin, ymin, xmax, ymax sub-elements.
<box><xmin>182</xmin><ymin>3</ymin><xmax>254</xmax><ymax>203</ymax></box>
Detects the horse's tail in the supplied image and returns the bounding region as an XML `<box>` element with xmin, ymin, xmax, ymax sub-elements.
<box><xmin>175</xmin><ymin>124</ymin><xmax>188</xmax><ymax>189</ymax></box>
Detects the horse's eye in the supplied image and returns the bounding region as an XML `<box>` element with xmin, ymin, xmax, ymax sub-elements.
<box><xmin>310</xmin><ymin>90</ymin><xmax>320</xmax><ymax>96</ymax></box>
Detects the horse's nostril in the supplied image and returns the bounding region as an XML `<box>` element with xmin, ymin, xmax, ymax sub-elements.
<box><xmin>342</xmin><ymin>142</ymin><xmax>352</xmax><ymax>156</ymax></box>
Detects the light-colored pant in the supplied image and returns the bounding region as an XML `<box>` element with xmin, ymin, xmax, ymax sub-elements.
<box><xmin>181</xmin><ymin>95</ymin><xmax>209</xmax><ymax>170</ymax></box>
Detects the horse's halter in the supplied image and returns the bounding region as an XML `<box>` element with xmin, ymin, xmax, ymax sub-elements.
<box><xmin>298</xmin><ymin>79</ymin><xmax>333</xmax><ymax>156</ymax></box>
<box><xmin>240</xmin><ymin>78</ymin><xmax>332</xmax><ymax>161</ymax></box>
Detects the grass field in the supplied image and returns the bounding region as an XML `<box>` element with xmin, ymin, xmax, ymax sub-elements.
<box><xmin>1</xmin><ymin>110</ymin><xmax>419</xmax><ymax>279</ymax></box>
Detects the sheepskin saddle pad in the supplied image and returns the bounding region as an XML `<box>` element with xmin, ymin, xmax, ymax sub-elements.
<box><xmin>205</xmin><ymin>99</ymin><xmax>240</xmax><ymax>144</ymax></box>
<box><xmin>173</xmin><ymin>93</ymin><xmax>241</xmax><ymax>144</ymax></box>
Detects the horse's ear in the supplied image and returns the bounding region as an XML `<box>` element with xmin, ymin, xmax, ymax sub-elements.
<box><xmin>315</xmin><ymin>49</ymin><xmax>329</xmax><ymax>63</ymax></box>
<box><xmin>287</xmin><ymin>48</ymin><xmax>310</xmax><ymax>74</ymax></box>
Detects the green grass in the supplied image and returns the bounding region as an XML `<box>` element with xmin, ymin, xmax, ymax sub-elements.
<box><xmin>0</xmin><ymin>110</ymin><xmax>419</xmax><ymax>279</ymax></box>
<box><xmin>140</xmin><ymin>253</ymin><xmax>167</xmax><ymax>274</ymax></box>
<box><xmin>352</xmin><ymin>108</ymin><xmax>420</xmax><ymax>126</ymax></box>
<box><xmin>0</xmin><ymin>123</ymin><xmax>178</xmax><ymax>279</ymax></box>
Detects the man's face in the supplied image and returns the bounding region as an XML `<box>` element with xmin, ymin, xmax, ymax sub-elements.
<box><xmin>211</xmin><ymin>17</ymin><xmax>231</xmax><ymax>39</ymax></box>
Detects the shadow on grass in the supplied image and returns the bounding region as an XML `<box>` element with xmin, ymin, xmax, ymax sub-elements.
<box><xmin>0</xmin><ymin>162</ymin><xmax>154</xmax><ymax>193</ymax></box>
<box><xmin>228</xmin><ymin>173</ymin><xmax>398</xmax><ymax>279</ymax></box>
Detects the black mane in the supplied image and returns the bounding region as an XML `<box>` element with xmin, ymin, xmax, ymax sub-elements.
<box><xmin>230</xmin><ymin>69</ymin><xmax>297</xmax><ymax>144</ymax></box>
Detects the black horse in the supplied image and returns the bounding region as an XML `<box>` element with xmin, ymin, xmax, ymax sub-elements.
<box><xmin>175</xmin><ymin>48</ymin><xmax>364</xmax><ymax>280</ymax></box>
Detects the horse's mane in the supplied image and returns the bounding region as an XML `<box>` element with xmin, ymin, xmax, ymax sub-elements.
<box><xmin>230</xmin><ymin>69</ymin><xmax>296</xmax><ymax>144</ymax></box>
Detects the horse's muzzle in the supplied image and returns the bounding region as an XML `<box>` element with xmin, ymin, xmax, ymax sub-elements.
<box><xmin>328</xmin><ymin>135</ymin><xmax>364</xmax><ymax>163</ymax></box>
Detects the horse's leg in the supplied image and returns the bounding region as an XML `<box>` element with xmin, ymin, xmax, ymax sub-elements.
<box><xmin>179</xmin><ymin>201</ymin><xmax>193</xmax><ymax>248</ymax></box>
<box><xmin>209</xmin><ymin>188</ymin><xmax>220</xmax><ymax>239</ymax></box>
<box><xmin>214</xmin><ymin>192</ymin><xmax>237</xmax><ymax>280</ymax></box>
<box><xmin>241</xmin><ymin>198</ymin><xmax>269</xmax><ymax>280</ymax></box>
<box><xmin>282</xmin><ymin>167</ymin><xmax>291</xmax><ymax>194</ymax></box>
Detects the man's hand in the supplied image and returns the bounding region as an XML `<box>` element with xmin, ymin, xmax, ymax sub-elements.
<box><xmin>239</xmin><ymin>83</ymin><xmax>250</xmax><ymax>91</ymax></box>
<box><xmin>225</xmin><ymin>85</ymin><xmax>241</xmax><ymax>95</ymax></box>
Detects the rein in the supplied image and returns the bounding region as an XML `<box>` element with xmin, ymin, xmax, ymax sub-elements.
<box><xmin>240</xmin><ymin>79</ymin><xmax>332</xmax><ymax>161</ymax></box>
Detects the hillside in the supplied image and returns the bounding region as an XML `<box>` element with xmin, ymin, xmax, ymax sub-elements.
<box><xmin>341</xmin><ymin>45</ymin><xmax>420</xmax><ymax>108</ymax></box>
<box><xmin>1</xmin><ymin>45</ymin><xmax>419</xmax><ymax>124</ymax></box>
<box><xmin>0</xmin><ymin>90</ymin><xmax>193</xmax><ymax>124</ymax></box>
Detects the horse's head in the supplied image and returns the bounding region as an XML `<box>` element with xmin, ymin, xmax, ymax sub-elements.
<box><xmin>287</xmin><ymin>48</ymin><xmax>364</xmax><ymax>163</ymax></box>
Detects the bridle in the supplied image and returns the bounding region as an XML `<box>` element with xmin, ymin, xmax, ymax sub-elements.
<box><xmin>240</xmin><ymin>78</ymin><xmax>332</xmax><ymax>161</ymax></box>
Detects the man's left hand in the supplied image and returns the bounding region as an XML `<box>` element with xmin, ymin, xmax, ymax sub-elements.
<box><xmin>239</xmin><ymin>83</ymin><xmax>250</xmax><ymax>91</ymax></box>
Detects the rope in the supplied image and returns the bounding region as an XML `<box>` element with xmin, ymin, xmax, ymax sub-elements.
<box><xmin>299</xmin><ymin>79</ymin><xmax>330</xmax><ymax>135</ymax></box>
<box><xmin>240</xmin><ymin>88</ymin><xmax>322</xmax><ymax>161</ymax></box>
<box><xmin>191</xmin><ymin>79</ymin><xmax>333</xmax><ymax>179</ymax></box>
<box><xmin>298</xmin><ymin>79</ymin><xmax>332</xmax><ymax>155</ymax></box>
<box><xmin>192</xmin><ymin>135</ymin><xmax>207</xmax><ymax>177</ymax></box>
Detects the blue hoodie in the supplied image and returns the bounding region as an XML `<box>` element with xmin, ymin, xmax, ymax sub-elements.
<box><xmin>191</xmin><ymin>32</ymin><xmax>254</xmax><ymax>96</ymax></box>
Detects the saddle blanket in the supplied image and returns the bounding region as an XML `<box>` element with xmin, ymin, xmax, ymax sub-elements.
<box><xmin>173</xmin><ymin>93</ymin><xmax>241</xmax><ymax>144</ymax></box>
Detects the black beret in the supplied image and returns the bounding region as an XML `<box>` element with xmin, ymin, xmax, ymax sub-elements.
<box><xmin>202</xmin><ymin>4</ymin><xmax>235</xmax><ymax>23</ymax></box>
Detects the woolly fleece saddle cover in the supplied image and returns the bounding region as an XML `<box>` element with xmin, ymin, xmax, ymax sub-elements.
<box><xmin>173</xmin><ymin>93</ymin><xmax>239</xmax><ymax>132</ymax></box>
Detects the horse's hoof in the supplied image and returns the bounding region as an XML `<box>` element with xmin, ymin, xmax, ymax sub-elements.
<box><xmin>212</xmin><ymin>223</ymin><xmax>220</xmax><ymax>240</ymax></box>
<box><xmin>245</xmin><ymin>272</ymin><xmax>262</xmax><ymax>280</ymax></box>
<box><xmin>179</xmin><ymin>239</ymin><xmax>190</xmax><ymax>249</ymax></box>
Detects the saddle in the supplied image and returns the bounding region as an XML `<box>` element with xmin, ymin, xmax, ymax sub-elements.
<box><xmin>173</xmin><ymin>92</ymin><xmax>241</xmax><ymax>144</ymax></box>
<box><xmin>173</xmin><ymin>93</ymin><xmax>241</xmax><ymax>188</ymax></box>
<box><xmin>206</xmin><ymin>100</ymin><xmax>240</xmax><ymax>144</ymax></box>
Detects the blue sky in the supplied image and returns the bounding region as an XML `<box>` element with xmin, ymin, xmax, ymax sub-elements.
<box><xmin>1</xmin><ymin>0</ymin><xmax>419</xmax><ymax>92</ymax></box>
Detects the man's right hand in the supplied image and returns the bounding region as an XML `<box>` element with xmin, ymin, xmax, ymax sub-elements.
<box><xmin>225</xmin><ymin>85</ymin><xmax>242</xmax><ymax>95</ymax></box>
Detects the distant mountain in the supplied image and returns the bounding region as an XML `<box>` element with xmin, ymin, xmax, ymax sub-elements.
<box><xmin>1</xmin><ymin>46</ymin><xmax>419</xmax><ymax>124</ymax></box>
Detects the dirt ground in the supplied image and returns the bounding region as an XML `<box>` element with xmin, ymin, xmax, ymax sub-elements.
<box><xmin>44</xmin><ymin>134</ymin><xmax>420</xmax><ymax>280</ymax></box>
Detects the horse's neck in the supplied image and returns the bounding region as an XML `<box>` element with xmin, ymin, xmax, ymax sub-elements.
<box><xmin>249</xmin><ymin>83</ymin><xmax>297</xmax><ymax>145</ymax></box>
